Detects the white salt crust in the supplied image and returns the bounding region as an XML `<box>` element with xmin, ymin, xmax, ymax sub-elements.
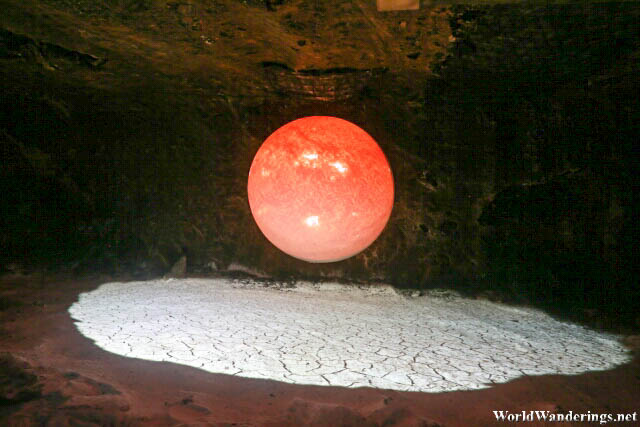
<box><xmin>68</xmin><ymin>278</ymin><xmax>631</xmax><ymax>392</ymax></box>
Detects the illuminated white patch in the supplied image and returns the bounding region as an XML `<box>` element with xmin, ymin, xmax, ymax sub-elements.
<box><xmin>261</xmin><ymin>168</ymin><xmax>270</xmax><ymax>177</ymax></box>
<box><xmin>299</xmin><ymin>152</ymin><xmax>320</xmax><ymax>168</ymax></box>
<box><xmin>304</xmin><ymin>215</ymin><xmax>319</xmax><ymax>227</ymax></box>
<box><xmin>329</xmin><ymin>161</ymin><xmax>348</xmax><ymax>173</ymax></box>
<box><xmin>351</xmin><ymin>212</ymin><xmax>358</xmax><ymax>217</ymax></box>
<box><xmin>68</xmin><ymin>279</ymin><xmax>631</xmax><ymax>393</ymax></box>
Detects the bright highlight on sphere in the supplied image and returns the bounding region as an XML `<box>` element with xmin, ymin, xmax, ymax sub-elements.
<box><xmin>247</xmin><ymin>116</ymin><xmax>394</xmax><ymax>263</ymax></box>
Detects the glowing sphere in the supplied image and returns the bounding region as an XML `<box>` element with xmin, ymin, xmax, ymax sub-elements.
<box><xmin>247</xmin><ymin>116</ymin><xmax>394</xmax><ymax>262</ymax></box>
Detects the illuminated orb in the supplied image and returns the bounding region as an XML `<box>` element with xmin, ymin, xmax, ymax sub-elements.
<box><xmin>247</xmin><ymin>116</ymin><xmax>394</xmax><ymax>263</ymax></box>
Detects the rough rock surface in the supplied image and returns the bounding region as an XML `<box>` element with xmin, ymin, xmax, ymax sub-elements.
<box><xmin>1</xmin><ymin>0</ymin><xmax>639</xmax><ymax>326</ymax></box>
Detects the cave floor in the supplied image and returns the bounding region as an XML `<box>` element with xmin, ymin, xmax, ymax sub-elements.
<box><xmin>1</xmin><ymin>273</ymin><xmax>639</xmax><ymax>426</ymax></box>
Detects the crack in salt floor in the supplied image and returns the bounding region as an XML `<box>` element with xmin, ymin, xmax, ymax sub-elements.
<box><xmin>68</xmin><ymin>278</ymin><xmax>631</xmax><ymax>393</ymax></box>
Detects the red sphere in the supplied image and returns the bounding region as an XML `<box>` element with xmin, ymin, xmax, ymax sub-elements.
<box><xmin>248</xmin><ymin>116</ymin><xmax>394</xmax><ymax>263</ymax></box>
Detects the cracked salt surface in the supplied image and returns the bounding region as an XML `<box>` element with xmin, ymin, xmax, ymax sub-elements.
<box><xmin>68</xmin><ymin>279</ymin><xmax>631</xmax><ymax>393</ymax></box>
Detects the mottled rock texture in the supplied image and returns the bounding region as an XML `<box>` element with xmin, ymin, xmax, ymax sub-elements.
<box><xmin>1</xmin><ymin>0</ymin><xmax>638</xmax><ymax>327</ymax></box>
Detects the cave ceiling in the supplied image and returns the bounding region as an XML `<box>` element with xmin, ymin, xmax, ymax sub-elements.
<box><xmin>0</xmin><ymin>0</ymin><xmax>457</xmax><ymax>103</ymax></box>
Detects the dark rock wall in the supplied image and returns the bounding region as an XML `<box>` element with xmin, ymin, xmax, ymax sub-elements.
<box><xmin>441</xmin><ymin>3</ymin><xmax>639</xmax><ymax>325</ymax></box>
<box><xmin>1</xmin><ymin>1</ymin><xmax>638</xmax><ymax>326</ymax></box>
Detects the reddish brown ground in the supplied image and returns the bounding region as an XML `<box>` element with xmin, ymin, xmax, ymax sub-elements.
<box><xmin>1</xmin><ymin>273</ymin><xmax>638</xmax><ymax>426</ymax></box>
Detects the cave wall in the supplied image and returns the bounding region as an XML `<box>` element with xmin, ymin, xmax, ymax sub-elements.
<box><xmin>1</xmin><ymin>0</ymin><xmax>638</xmax><ymax>325</ymax></box>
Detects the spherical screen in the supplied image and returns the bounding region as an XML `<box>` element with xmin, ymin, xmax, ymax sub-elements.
<box><xmin>247</xmin><ymin>116</ymin><xmax>394</xmax><ymax>262</ymax></box>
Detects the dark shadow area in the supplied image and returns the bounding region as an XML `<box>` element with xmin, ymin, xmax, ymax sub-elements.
<box><xmin>1</xmin><ymin>1</ymin><xmax>639</xmax><ymax>330</ymax></box>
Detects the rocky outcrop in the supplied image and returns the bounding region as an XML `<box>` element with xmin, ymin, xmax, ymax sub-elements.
<box><xmin>0</xmin><ymin>353</ymin><xmax>41</xmax><ymax>406</ymax></box>
<box><xmin>262</xmin><ymin>61</ymin><xmax>388</xmax><ymax>101</ymax></box>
